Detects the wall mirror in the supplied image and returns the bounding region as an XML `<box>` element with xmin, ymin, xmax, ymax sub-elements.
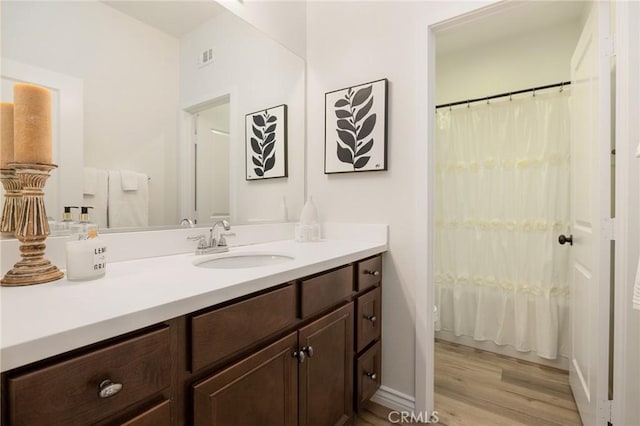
<box><xmin>1</xmin><ymin>0</ymin><xmax>305</xmax><ymax>234</ymax></box>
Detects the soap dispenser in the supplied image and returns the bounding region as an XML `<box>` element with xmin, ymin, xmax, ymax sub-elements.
<box><xmin>59</xmin><ymin>206</ymin><xmax>79</xmax><ymax>232</ymax></box>
<box><xmin>295</xmin><ymin>196</ymin><xmax>320</xmax><ymax>242</ymax></box>
<box><xmin>77</xmin><ymin>206</ymin><xmax>98</xmax><ymax>233</ymax></box>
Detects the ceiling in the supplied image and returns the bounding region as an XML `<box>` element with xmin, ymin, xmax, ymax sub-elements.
<box><xmin>102</xmin><ymin>1</ymin><xmax>227</xmax><ymax>38</ymax></box>
<box><xmin>436</xmin><ymin>1</ymin><xmax>586</xmax><ymax>55</ymax></box>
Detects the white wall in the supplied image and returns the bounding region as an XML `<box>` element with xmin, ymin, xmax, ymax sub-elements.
<box><xmin>217</xmin><ymin>0</ymin><xmax>307</xmax><ymax>59</ymax></box>
<box><xmin>180</xmin><ymin>10</ymin><xmax>305</xmax><ymax>224</ymax></box>
<box><xmin>436</xmin><ymin>21</ymin><xmax>582</xmax><ymax>105</ymax></box>
<box><xmin>1</xmin><ymin>1</ymin><xmax>180</xmax><ymax>227</ymax></box>
<box><xmin>306</xmin><ymin>0</ymin><xmax>492</xmax><ymax>404</ymax></box>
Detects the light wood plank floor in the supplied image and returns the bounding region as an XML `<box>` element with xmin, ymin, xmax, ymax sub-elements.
<box><xmin>355</xmin><ymin>340</ymin><xmax>582</xmax><ymax>426</ymax></box>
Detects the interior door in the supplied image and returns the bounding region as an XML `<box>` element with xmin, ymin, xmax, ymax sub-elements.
<box><xmin>568</xmin><ymin>2</ymin><xmax>612</xmax><ymax>425</ymax></box>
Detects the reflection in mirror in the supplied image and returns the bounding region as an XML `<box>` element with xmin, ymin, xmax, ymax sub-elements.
<box><xmin>194</xmin><ymin>99</ymin><xmax>230</xmax><ymax>224</ymax></box>
<box><xmin>1</xmin><ymin>0</ymin><xmax>305</xmax><ymax>234</ymax></box>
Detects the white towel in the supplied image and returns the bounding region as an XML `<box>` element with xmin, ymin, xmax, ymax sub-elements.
<box><xmin>83</xmin><ymin>169</ymin><xmax>108</xmax><ymax>229</ymax></box>
<box><xmin>120</xmin><ymin>170</ymin><xmax>139</xmax><ymax>191</ymax></box>
<box><xmin>108</xmin><ymin>170</ymin><xmax>149</xmax><ymax>228</ymax></box>
<box><xmin>83</xmin><ymin>167</ymin><xmax>98</xmax><ymax>195</ymax></box>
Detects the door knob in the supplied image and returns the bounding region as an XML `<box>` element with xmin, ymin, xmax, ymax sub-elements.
<box><xmin>558</xmin><ymin>234</ymin><xmax>573</xmax><ymax>246</ymax></box>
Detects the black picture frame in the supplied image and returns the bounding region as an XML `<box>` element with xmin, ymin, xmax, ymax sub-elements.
<box><xmin>324</xmin><ymin>78</ymin><xmax>388</xmax><ymax>174</ymax></box>
<box><xmin>245</xmin><ymin>104</ymin><xmax>288</xmax><ymax>180</ymax></box>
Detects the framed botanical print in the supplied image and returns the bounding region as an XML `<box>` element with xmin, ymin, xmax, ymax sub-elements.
<box><xmin>325</xmin><ymin>78</ymin><xmax>388</xmax><ymax>173</ymax></box>
<box><xmin>245</xmin><ymin>104</ymin><xmax>287</xmax><ymax>180</ymax></box>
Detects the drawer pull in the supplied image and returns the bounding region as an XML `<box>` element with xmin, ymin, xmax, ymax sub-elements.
<box><xmin>303</xmin><ymin>346</ymin><xmax>314</xmax><ymax>358</ymax></box>
<box><xmin>364</xmin><ymin>270</ymin><xmax>380</xmax><ymax>277</ymax></box>
<box><xmin>365</xmin><ymin>315</ymin><xmax>377</xmax><ymax>323</ymax></box>
<box><xmin>98</xmin><ymin>380</ymin><xmax>123</xmax><ymax>398</ymax></box>
<box><xmin>365</xmin><ymin>371</ymin><xmax>377</xmax><ymax>381</ymax></box>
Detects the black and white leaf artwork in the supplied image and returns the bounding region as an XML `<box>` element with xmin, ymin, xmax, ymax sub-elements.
<box><xmin>250</xmin><ymin>110</ymin><xmax>278</xmax><ymax>177</ymax></box>
<box><xmin>334</xmin><ymin>85</ymin><xmax>376</xmax><ymax>170</ymax></box>
<box><xmin>324</xmin><ymin>79</ymin><xmax>387</xmax><ymax>174</ymax></box>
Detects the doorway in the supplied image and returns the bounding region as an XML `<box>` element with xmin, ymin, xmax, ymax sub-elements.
<box><xmin>431</xmin><ymin>1</ymin><xmax>609</xmax><ymax>424</ymax></box>
<box><xmin>182</xmin><ymin>95</ymin><xmax>231</xmax><ymax>225</ymax></box>
<box><xmin>193</xmin><ymin>101</ymin><xmax>230</xmax><ymax>225</ymax></box>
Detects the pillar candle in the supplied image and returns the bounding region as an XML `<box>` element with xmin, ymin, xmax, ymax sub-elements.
<box><xmin>13</xmin><ymin>83</ymin><xmax>52</xmax><ymax>164</ymax></box>
<box><xmin>0</xmin><ymin>102</ymin><xmax>14</xmax><ymax>168</ymax></box>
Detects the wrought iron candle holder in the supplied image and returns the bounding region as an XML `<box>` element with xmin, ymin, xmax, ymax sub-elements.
<box><xmin>1</xmin><ymin>163</ymin><xmax>63</xmax><ymax>286</ymax></box>
<box><xmin>0</xmin><ymin>168</ymin><xmax>22</xmax><ymax>233</ymax></box>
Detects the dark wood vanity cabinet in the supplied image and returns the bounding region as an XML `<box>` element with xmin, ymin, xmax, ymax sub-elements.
<box><xmin>1</xmin><ymin>254</ymin><xmax>383</xmax><ymax>425</ymax></box>
<box><xmin>193</xmin><ymin>332</ymin><xmax>299</xmax><ymax>426</ymax></box>
<box><xmin>3</xmin><ymin>327</ymin><xmax>172</xmax><ymax>426</ymax></box>
<box><xmin>193</xmin><ymin>303</ymin><xmax>354</xmax><ymax>426</ymax></box>
<box><xmin>354</xmin><ymin>255</ymin><xmax>383</xmax><ymax>411</ymax></box>
<box><xmin>298</xmin><ymin>303</ymin><xmax>354</xmax><ymax>426</ymax></box>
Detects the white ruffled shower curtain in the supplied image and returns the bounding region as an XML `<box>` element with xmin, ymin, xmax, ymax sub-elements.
<box><xmin>434</xmin><ymin>90</ymin><xmax>571</xmax><ymax>359</ymax></box>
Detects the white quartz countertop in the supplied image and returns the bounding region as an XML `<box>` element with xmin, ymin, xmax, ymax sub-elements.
<box><xmin>0</xmin><ymin>238</ymin><xmax>386</xmax><ymax>372</ymax></box>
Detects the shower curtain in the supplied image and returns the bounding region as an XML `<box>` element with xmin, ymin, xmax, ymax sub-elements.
<box><xmin>434</xmin><ymin>90</ymin><xmax>571</xmax><ymax>359</ymax></box>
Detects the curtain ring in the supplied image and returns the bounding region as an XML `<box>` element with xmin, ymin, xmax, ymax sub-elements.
<box><xmin>486</xmin><ymin>97</ymin><xmax>490</xmax><ymax>105</ymax></box>
<box><xmin>560</xmin><ymin>82</ymin><xmax>564</xmax><ymax>93</ymax></box>
<box><xmin>533</xmin><ymin>88</ymin><xmax>536</xmax><ymax>97</ymax></box>
<box><xmin>509</xmin><ymin>93</ymin><xmax>512</xmax><ymax>101</ymax></box>
<box><xmin>467</xmin><ymin>100</ymin><xmax>470</xmax><ymax>108</ymax></box>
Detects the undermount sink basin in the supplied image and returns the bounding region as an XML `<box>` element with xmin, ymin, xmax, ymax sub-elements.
<box><xmin>194</xmin><ymin>253</ymin><xmax>295</xmax><ymax>269</ymax></box>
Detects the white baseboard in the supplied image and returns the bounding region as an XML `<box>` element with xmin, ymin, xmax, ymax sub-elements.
<box><xmin>370</xmin><ymin>385</ymin><xmax>416</xmax><ymax>412</ymax></box>
<box><xmin>435</xmin><ymin>330</ymin><xmax>570</xmax><ymax>370</ymax></box>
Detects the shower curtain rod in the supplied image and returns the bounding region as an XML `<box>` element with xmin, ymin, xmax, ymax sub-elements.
<box><xmin>435</xmin><ymin>81</ymin><xmax>572</xmax><ymax>110</ymax></box>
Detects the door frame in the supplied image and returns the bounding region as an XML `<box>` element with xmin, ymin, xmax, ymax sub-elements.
<box><xmin>421</xmin><ymin>1</ymin><xmax>634</xmax><ymax>422</ymax></box>
<box><xmin>178</xmin><ymin>89</ymin><xmax>237</xmax><ymax>225</ymax></box>
<box><xmin>612</xmin><ymin>1</ymin><xmax>640</xmax><ymax>425</ymax></box>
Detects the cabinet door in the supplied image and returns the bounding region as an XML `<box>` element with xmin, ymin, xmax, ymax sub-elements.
<box><xmin>192</xmin><ymin>332</ymin><xmax>298</xmax><ymax>426</ymax></box>
<box><xmin>298</xmin><ymin>303</ymin><xmax>354</xmax><ymax>426</ymax></box>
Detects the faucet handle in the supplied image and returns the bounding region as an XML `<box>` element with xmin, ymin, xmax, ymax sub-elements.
<box><xmin>217</xmin><ymin>232</ymin><xmax>236</xmax><ymax>247</ymax></box>
<box><xmin>187</xmin><ymin>234</ymin><xmax>208</xmax><ymax>249</ymax></box>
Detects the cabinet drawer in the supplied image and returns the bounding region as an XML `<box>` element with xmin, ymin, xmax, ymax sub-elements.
<box><xmin>356</xmin><ymin>287</ymin><xmax>381</xmax><ymax>353</ymax></box>
<box><xmin>191</xmin><ymin>284</ymin><xmax>297</xmax><ymax>371</ymax></box>
<box><xmin>299</xmin><ymin>265</ymin><xmax>353</xmax><ymax>319</ymax></box>
<box><xmin>355</xmin><ymin>340</ymin><xmax>381</xmax><ymax>412</ymax></box>
<box><xmin>356</xmin><ymin>255</ymin><xmax>382</xmax><ymax>292</ymax></box>
<box><xmin>7</xmin><ymin>327</ymin><xmax>170</xmax><ymax>426</ymax></box>
<box><xmin>121</xmin><ymin>400</ymin><xmax>171</xmax><ymax>426</ymax></box>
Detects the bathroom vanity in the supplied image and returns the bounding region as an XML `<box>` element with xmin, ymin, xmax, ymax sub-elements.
<box><xmin>0</xmin><ymin>238</ymin><xmax>384</xmax><ymax>425</ymax></box>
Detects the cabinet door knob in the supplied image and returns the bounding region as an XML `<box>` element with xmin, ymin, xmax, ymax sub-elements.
<box><xmin>303</xmin><ymin>346</ymin><xmax>314</xmax><ymax>358</ymax></box>
<box><xmin>293</xmin><ymin>350</ymin><xmax>305</xmax><ymax>363</ymax></box>
<box><xmin>365</xmin><ymin>270</ymin><xmax>380</xmax><ymax>276</ymax></box>
<box><xmin>365</xmin><ymin>315</ymin><xmax>377</xmax><ymax>323</ymax></box>
<box><xmin>98</xmin><ymin>380</ymin><xmax>123</xmax><ymax>398</ymax></box>
<box><xmin>365</xmin><ymin>371</ymin><xmax>377</xmax><ymax>381</ymax></box>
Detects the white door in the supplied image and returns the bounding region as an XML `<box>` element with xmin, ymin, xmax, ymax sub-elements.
<box><xmin>568</xmin><ymin>2</ymin><xmax>612</xmax><ymax>425</ymax></box>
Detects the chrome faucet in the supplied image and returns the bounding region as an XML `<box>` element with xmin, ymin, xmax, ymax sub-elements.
<box><xmin>187</xmin><ymin>220</ymin><xmax>234</xmax><ymax>255</ymax></box>
<box><xmin>211</xmin><ymin>219</ymin><xmax>232</xmax><ymax>248</ymax></box>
